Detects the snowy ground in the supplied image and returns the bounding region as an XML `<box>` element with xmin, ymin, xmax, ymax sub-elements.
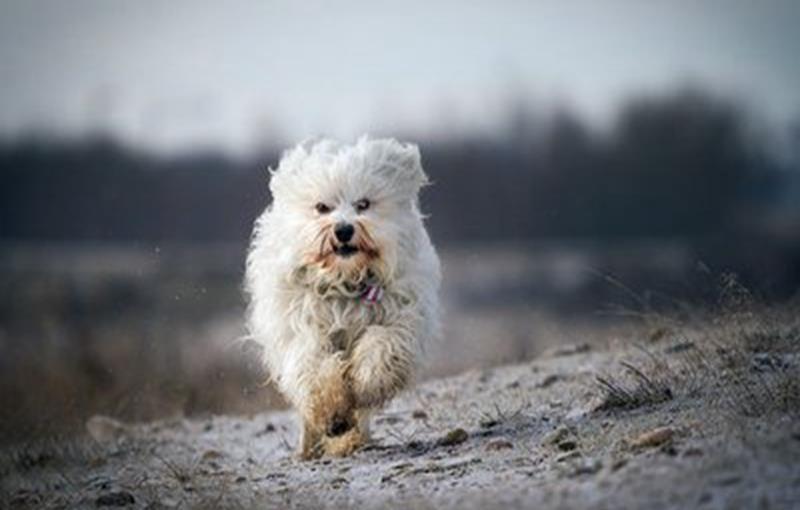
<box><xmin>3</xmin><ymin>306</ymin><xmax>799</xmax><ymax>509</ymax></box>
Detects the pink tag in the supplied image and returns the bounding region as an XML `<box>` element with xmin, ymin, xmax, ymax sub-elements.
<box><xmin>361</xmin><ymin>284</ymin><xmax>383</xmax><ymax>304</ymax></box>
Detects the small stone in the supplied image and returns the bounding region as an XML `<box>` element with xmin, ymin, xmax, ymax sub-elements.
<box><xmin>683</xmin><ymin>447</ymin><xmax>703</xmax><ymax>457</ymax></box>
<box><xmin>439</xmin><ymin>428</ymin><xmax>469</xmax><ymax>447</ymax></box>
<box><xmin>95</xmin><ymin>491</ymin><xmax>135</xmax><ymax>507</ymax></box>
<box><xmin>537</xmin><ymin>374</ymin><xmax>561</xmax><ymax>388</ymax></box>
<box><xmin>200</xmin><ymin>450</ymin><xmax>223</xmax><ymax>461</ymax></box>
<box><xmin>544</xmin><ymin>426</ymin><xmax>572</xmax><ymax>446</ymax></box>
<box><xmin>557</xmin><ymin>440</ymin><xmax>578</xmax><ymax>452</ymax></box>
<box><xmin>631</xmin><ymin>427</ymin><xmax>674</xmax><ymax>448</ymax></box>
<box><xmin>377</xmin><ymin>415</ymin><xmax>403</xmax><ymax>425</ymax></box>
<box><xmin>546</xmin><ymin>343</ymin><xmax>591</xmax><ymax>358</ymax></box>
<box><xmin>485</xmin><ymin>439</ymin><xmax>514</xmax><ymax>451</ymax></box>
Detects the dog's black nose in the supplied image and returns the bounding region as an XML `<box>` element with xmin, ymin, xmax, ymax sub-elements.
<box><xmin>334</xmin><ymin>222</ymin><xmax>355</xmax><ymax>243</ymax></box>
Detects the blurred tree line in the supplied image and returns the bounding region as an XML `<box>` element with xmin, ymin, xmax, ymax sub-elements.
<box><xmin>0</xmin><ymin>88</ymin><xmax>797</xmax><ymax>247</ymax></box>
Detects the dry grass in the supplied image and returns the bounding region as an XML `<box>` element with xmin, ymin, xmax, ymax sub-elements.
<box><xmin>0</xmin><ymin>267</ymin><xmax>289</xmax><ymax>446</ymax></box>
<box><xmin>594</xmin><ymin>272</ymin><xmax>800</xmax><ymax>418</ymax></box>
<box><xmin>595</xmin><ymin>358</ymin><xmax>674</xmax><ymax>411</ymax></box>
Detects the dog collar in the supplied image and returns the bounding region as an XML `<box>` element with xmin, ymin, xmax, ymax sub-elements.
<box><xmin>361</xmin><ymin>284</ymin><xmax>384</xmax><ymax>304</ymax></box>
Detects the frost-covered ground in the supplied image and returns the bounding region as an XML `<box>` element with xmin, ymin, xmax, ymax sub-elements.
<box><xmin>3</xmin><ymin>307</ymin><xmax>799</xmax><ymax>509</ymax></box>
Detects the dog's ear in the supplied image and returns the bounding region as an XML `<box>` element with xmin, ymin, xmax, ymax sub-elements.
<box><xmin>362</xmin><ymin>137</ymin><xmax>429</xmax><ymax>196</ymax></box>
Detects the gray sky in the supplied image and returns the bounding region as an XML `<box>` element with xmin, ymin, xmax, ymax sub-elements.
<box><xmin>1</xmin><ymin>0</ymin><xmax>798</xmax><ymax>155</ymax></box>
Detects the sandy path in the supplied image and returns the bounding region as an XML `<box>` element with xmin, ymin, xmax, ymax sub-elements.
<box><xmin>3</xmin><ymin>334</ymin><xmax>800</xmax><ymax>509</ymax></box>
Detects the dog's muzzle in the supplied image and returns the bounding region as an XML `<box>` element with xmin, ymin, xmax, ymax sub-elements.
<box><xmin>333</xmin><ymin>222</ymin><xmax>358</xmax><ymax>257</ymax></box>
<box><xmin>334</xmin><ymin>244</ymin><xmax>358</xmax><ymax>257</ymax></box>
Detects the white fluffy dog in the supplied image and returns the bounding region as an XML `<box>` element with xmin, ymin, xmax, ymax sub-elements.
<box><xmin>245</xmin><ymin>137</ymin><xmax>441</xmax><ymax>459</ymax></box>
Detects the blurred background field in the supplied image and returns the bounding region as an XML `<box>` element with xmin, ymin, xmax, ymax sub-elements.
<box><xmin>1</xmin><ymin>1</ymin><xmax>799</xmax><ymax>444</ymax></box>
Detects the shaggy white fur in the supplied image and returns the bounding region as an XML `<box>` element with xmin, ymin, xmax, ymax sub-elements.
<box><xmin>245</xmin><ymin>136</ymin><xmax>441</xmax><ymax>459</ymax></box>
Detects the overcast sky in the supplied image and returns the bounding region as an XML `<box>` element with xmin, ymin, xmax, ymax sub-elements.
<box><xmin>1</xmin><ymin>0</ymin><xmax>798</xmax><ymax>155</ymax></box>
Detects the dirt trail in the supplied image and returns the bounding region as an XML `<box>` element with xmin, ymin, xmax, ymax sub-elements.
<box><xmin>3</xmin><ymin>323</ymin><xmax>800</xmax><ymax>509</ymax></box>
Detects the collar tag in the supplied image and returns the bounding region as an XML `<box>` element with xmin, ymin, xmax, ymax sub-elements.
<box><xmin>361</xmin><ymin>284</ymin><xmax>384</xmax><ymax>304</ymax></box>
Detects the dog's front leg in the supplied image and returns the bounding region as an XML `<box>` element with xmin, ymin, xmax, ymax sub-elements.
<box><xmin>348</xmin><ymin>324</ymin><xmax>417</xmax><ymax>409</ymax></box>
<box><xmin>298</xmin><ymin>419</ymin><xmax>324</xmax><ymax>460</ymax></box>
<box><xmin>300</xmin><ymin>353</ymin><xmax>357</xmax><ymax>456</ymax></box>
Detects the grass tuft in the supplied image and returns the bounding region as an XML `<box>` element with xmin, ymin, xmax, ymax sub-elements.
<box><xmin>595</xmin><ymin>358</ymin><xmax>674</xmax><ymax>411</ymax></box>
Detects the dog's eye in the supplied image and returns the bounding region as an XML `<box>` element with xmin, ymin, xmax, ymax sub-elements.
<box><xmin>314</xmin><ymin>202</ymin><xmax>332</xmax><ymax>214</ymax></box>
<box><xmin>354</xmin><ymin>199</ymin><xmax>370</xmax><ymax>213</ymax></box>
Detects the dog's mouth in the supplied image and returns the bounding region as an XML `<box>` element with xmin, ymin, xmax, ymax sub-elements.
<box><xmin>334</xmin><ymin>244</ymin><xmax>359</xmax><ymax>258</ymax></box>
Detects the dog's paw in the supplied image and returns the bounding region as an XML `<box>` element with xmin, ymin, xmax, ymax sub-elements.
<box><xmin>297</xmin><ymin>442</ymin><xmax>324</xmax><ymax>461</ymax></box>
<box><xmin>326</xmin><ymin>411</ymin><xmax>355</xmax><ymax>437</ymax></box>
<box><xmin>323</xmin><ymin>427</ymin><xmax>365</xmax><ymax>457</ymax></box>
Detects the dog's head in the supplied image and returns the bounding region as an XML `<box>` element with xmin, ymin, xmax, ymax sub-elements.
<box><xmin>268</xmin><ymin>136</ymin><xmax>429</xmax><ymax>287</ymax></box>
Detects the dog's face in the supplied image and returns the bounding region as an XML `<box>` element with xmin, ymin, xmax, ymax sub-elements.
<box><xmin>268</xmin><ymin>137</ymin><xmax>428</xmax><ymax>285</ymax></box>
